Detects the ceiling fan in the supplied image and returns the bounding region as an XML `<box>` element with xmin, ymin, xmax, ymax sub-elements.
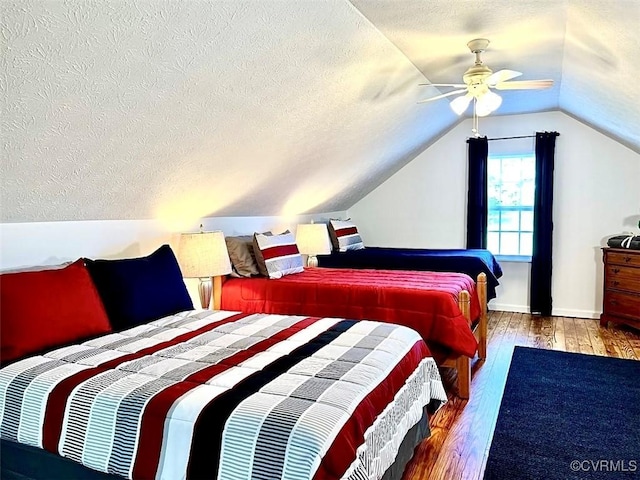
<box><xmin>418</xmin><ymin>38</ymin><xmax>553</xmax><ymax>117</ymax></box>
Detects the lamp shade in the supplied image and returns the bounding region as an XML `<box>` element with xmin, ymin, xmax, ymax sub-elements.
<box><xmin>176</xmin><ymin>230</ymin><xmax>232</xmax><ymax>278</ymax></box>
<box><xmin>296</xmin><ymin>223</ymin><xmax>332</xmax><ymax>256</ymax></box>
<box><xmin>450</xmin><ymin>93</ymin><xmax>472</xmax><ymax>115</ymax></box>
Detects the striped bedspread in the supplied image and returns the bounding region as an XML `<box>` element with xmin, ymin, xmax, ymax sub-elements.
<box><xmin>0</xmin><ymin>310</ymin><xmax>446</xmax><ymax>480</ymax></box>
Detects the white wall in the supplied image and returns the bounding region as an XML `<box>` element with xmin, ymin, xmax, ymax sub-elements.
<box><xmin>0</xmin><ymin>211</ymin><xmax>345</xmax><ymax>306</ymax></box>
<box><xmin>348</xmin><ymin>111</ymin><xmax>640</xmax><ymax>318</ymax></box>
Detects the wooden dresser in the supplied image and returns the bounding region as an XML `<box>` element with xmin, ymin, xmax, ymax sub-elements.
<box><xmin>601</xmin><ymin>248</ymin><xmax>640</xmax><ymax>330</ymax></box>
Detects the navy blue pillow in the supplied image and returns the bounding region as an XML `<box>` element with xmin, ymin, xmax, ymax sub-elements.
<box><xmin>84</xmin><ymin>245</ymin><xmax>194</xmax><ymax>330</ymax></box>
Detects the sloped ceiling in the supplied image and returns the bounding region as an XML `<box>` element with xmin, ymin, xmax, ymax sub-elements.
<box><xmin>1</xmin><ymin>0</ymin><xmax>638</xmax><ymax>224</ymax></box>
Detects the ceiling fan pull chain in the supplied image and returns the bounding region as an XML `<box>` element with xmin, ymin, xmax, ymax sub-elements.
<box><xmin>472</xmin><ymin>98</ymin><xmax>480</xmax><ymax>136</ymax></box>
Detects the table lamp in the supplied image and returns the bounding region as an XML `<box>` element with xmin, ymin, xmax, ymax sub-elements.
<box><xmin>296</xmin><ymin>223</ymin><xmax>332</xmax><ymax>267</ymax></box>
<box><xmin>177</xmin><ymin>229</ymin><xmax>232</xmax><ymax>310</ymax></box>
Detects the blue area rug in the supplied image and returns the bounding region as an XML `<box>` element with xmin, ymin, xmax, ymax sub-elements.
<box><xmin>484</xmin><ymin>346</ymin><xmax>640</xmax><ymax>479</ymax></box>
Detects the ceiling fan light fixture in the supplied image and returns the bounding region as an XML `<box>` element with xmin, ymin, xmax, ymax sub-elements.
<box><xmin>450</xmin><ymin>94</ymin><xmax>472</xmax><ymax>115</ymax></box>
<box><xmin>475</xmin><ymin>90</ymin><xmax>502</xmax><ymax>117</ymax></box>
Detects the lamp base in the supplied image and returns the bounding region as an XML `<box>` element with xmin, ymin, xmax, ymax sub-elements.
<box><xmin>306</xmin><ymin>255</ymin><xmax>318</xmax><ymax>268</ymax></box>
<box><xmin>198</xmin><ymin>278</ymin><xmax>212</xmax><ymax>309</ymax></box>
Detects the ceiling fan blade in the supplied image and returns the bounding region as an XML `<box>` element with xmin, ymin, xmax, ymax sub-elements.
<box><xmin>417</xmin><ymin>88</ymin><xmax>467</xmax><ymax>104</ymax></box>
<box><xmin>494</xmin><ymin>79</ymin><xmax>554</xmax><ymax>90</ymax></box>
<box><xmin>486</xmin><ymin>69</ymin><xmax>522</xmax><ymax>86</ymax></box>
<box><xmin>419</xmin><ymin>83</ymin><xmax>467</xmax><ymax>88</ymax></box>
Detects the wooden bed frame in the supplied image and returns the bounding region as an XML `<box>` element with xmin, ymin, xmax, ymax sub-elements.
<box><xmin>440</xmin><ymin>272</ymin><xmax>487</xmax><ymax>399</ymax></box>
<box><xmin>214</xmin><ymin>272</ymin><xmax>488</xmax><ymax>400</ymax></box>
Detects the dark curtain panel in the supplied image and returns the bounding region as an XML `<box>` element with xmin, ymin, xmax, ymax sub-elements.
<box><xmin>466</xmin><ymin>136</ymin><xmax>489</xmax><ymax>249</ymax></box>
<box><xmin>530</xmin><ymin>131</ymin><xmax>560</xmax><ymax>315</ymax></box>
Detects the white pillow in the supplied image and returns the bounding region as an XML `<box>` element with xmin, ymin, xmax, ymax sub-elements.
<box><xmin>253</xmin><ymin>232</ymin><xmax>304</xmax><ymax>279</ymax></box>
<box><xmin>329</xmin><ymin>220</ymin><xmax>365</xmax><ymax>252</ymax></box>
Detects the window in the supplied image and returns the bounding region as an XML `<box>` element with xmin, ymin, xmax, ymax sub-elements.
<box><xmin>487</xmin><ymin>155</ymin><xmax>535</xmax><ymax>259</ymax></box>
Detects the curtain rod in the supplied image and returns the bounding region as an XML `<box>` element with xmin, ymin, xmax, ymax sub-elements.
<box><xmin>467</xmin><ymin>132</ymin><xmax>560</xmax><ymax>143</ymax></box>
<box><xmin>485</xmin><ymin>132</ymin><xmax>561</xmax><ymax>141</ymax></box>
<box><xmin>487</xmin><ymin>135</ymin><xmax>535</xmax><ymax>141</ymax></box>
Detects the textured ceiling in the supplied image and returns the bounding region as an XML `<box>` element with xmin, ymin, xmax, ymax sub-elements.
<box><xmin>1</xmin><ymin>0</ymin><xmax>638</xmax><ymax>224</ymax></box>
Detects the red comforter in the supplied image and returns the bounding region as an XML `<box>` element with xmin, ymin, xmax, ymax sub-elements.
<box><xmin>221</xmin><ymin>267</ymin><xmax>480</xmax><ymax>358</ymax></box>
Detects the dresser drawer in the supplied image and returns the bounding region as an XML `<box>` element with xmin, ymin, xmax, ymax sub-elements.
<box><xmin>606</xmin><ymin>250</ymin><xmax>640</xmax><ymax>267</ymax></box>
<box><xmin>601</xmin><ymin>248</ymin><xmax>640</xmax><ymax>329</ymax></box>
<box><xmin>605</xmin><ymin>265</ymin><xmax>640</xmax><ymax>293</ymax></box>
<box><xmin>604</xmin><ymin>291</ymin><xmax>640</xmax><ymax>319</ymax></box>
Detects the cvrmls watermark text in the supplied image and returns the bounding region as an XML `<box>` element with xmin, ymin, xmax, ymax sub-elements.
<box><xmin>570</xmin><ymin>460</ymin><xmax>637</xmax><ymax>472</ymax></box>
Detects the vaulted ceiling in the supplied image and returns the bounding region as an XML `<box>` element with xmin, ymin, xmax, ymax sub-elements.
<box><xmin>1</xmin><ymin>0</ymin><xmax>638</xmax><ymax>224</ymax></box>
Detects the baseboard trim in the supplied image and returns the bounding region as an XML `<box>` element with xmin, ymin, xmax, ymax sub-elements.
<box><xmin>488</xmin><ymin>303</ymin><xmax>529</xmax><ymax>314</ymax></box>
<box><xmin>489</xmin><ymin>302</ymin><xmax>600</xmax><ymax>319</ymax></box>
<box><xmin>551</xmin><ymin>308</ymin><xmax>600</xmax><ymax>320</ymax></box>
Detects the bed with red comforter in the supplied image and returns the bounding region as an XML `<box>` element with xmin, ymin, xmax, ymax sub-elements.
<box><xmin>221</xmin><ymin>267</ymin><xmax>481</xmax><ymax>359</ymax></box>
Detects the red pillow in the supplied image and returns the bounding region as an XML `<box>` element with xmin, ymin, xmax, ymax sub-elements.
<box><xmin>1</xmin><ymin>259</ymin><xmax>112</xmax><ymax>364</ymax></box>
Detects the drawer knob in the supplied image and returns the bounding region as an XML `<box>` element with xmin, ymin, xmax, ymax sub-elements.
<box><xmin>610</xmin><ymin>299</ymin><xmax>618</xmax><ymax>305</ymax></box>
<box><xmin>612</xmin><ymin>268</ymin><xmax>620</xmax><ymax>274</ymax></box>
<box><xmin>612</xmin><ymin>280</ymin><xmax>620</xmax><ymax>287</ymax></box>
<box><xmin>624</xmin><ymin>256</ymin><xmax>632</xmax><ymax>263</ymax></box>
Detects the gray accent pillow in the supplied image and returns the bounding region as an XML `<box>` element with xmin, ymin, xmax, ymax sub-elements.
<box><xmin>225</xmin><ymin>236</ymin><xmax>260</xmax><ymax>277</ymax></box>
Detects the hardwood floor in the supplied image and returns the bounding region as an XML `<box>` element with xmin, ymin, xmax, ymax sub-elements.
<box><xmin>402</xmin><ymin>311</ymin><xmax>640</xmax><ymax>480</ymax></box>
